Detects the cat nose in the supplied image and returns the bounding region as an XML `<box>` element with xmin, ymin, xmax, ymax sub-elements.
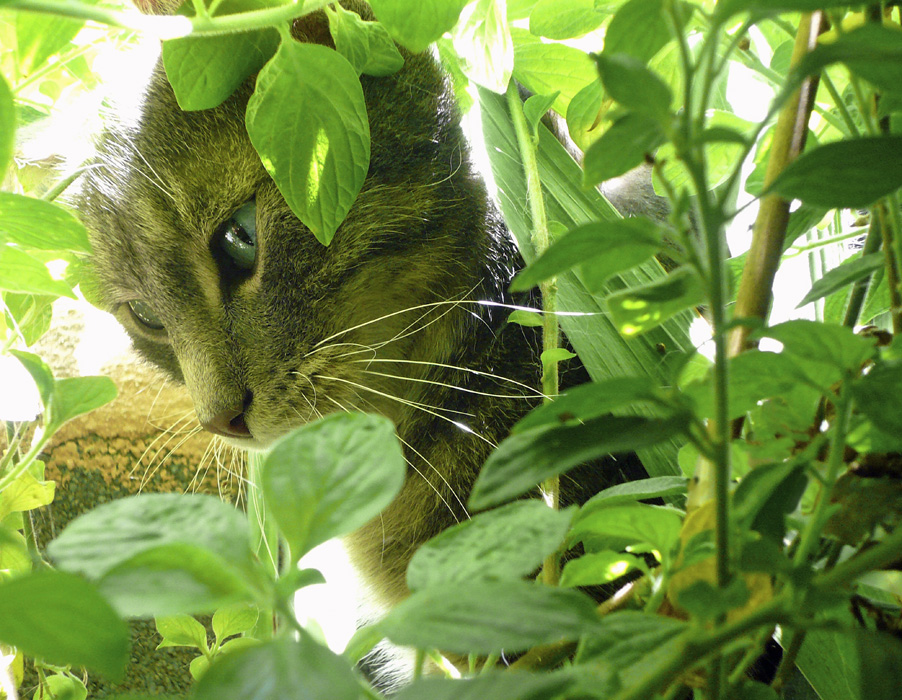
<box><xmin>201</xmin><ymin>392</ymin><xmax>253</xmax><ymax>439</ymax></box>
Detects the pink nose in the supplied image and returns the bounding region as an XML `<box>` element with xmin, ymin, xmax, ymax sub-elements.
<box><xmin>201</xmin><ymin>391</ymin><xmax>253</xmax><ymax>438</ymax></box>
<box><xmin>201</xmin><ymin>407</ymin><xmax>251</xmax><ymax>438</ymax></box>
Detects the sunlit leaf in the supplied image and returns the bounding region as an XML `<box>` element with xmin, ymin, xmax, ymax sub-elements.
<box><xmin>369</xmin><ymin>0</ymin><xmax>469</xmax><ymax>53</ymax></box>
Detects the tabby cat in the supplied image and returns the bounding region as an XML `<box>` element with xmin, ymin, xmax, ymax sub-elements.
<box><xmin>78</xmin><ymin>1</ymin><xmax>641</xmax><ymax>607</ymax></box>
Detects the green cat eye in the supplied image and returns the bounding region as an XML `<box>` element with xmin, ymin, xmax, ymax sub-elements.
<box><xmin>127</xmin><ymin>299</ymin><xmax>164</xmax><ymax>330</ymax></box>
<box><xmin>218</xmin><ymin>201</ymin><xmax>257</xmax><ymax>270</ymax></box>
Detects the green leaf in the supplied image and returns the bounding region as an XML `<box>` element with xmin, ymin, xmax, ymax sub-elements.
<box><xmin>798</xmin><ymin>253</ymin><xmax>883</xmax><ymax>308</ymax></box>
<box><xmin>406</xmin><ymin>500</ymin><xmax>573</xmax><ymax>591</ymax></box>
<box><xmin>594</xmin><ymin>53</ymin><xmax>672</xmax><ymax>124</ymax></box>
<box><xmin>48</xmin><ymin>375</ymin><xmax>117</xmax><ymax>430</ymax></box>
<box><xmin>604</xmin><ymin>0</ymin><xmax>670</xmax><ymax>63</ymax></box>
<box><xmin>607</xmin><ymin>267</ymin><xmax>705</xmax><ymax>337</ymax></box>
<box><xmin>560</xmin><ymin>549</ymin><xmax>647</xmax><ymax>587</ymax></box>
<box><xmin>9</xmin><ymin>349</ymin><xmax>55</xmax><ymax>410</ymax></box>
<box><xmin>379</xmin><ymin>580</ymin><xmax>598</xmax><ymax>654</ymax></box>
<box><xmin>3</xmin><ymin>293</ymin><xmax>54</xmax><ymax>346</ymax></box>
<box><xmin>0</xmin><ymin>74</ymin><xmax>13</xmax><ymax>175</ymax></box>
<box><xmin>851</xmin><ymin>358</ymin><xmax>902</xmax><ymax>436</ymax></box>
<box><xmin>261</xmin><ymin>412</ymin><xmax>406</xmax><ymax>561</ymax></box>
<box><xmin>583</xmin><ymin>112</ymin><xmax>666</xmax><ymax>186</ymax></box>
<box><xmin>767</xmin><ymin>136</ymin><xmax>902</xmax><ymax>209</ymax></box>
<box><xmin>566</xmin><ymin>80</ymin><xmax>605</xmax><ymax>150</ymax></box>
<box><xmin>0</xmin><ymin>570</ymin><xmax>128</xmax><ymax>680</ymax></box>
<box><xmin>760</xmin><ymin>320</ymin><xmax>876</xmax><ymax>376</ymax></box>
<box><xmin>581</xmin><ymin>476</ymin><xmax>688</xmax><ymax>508</ymax></box>
<box><xmin>48</xmin><ymin>494</ymin><xmax>252</xmax><ymax>582</ymax></box>
<box><xmin>369</xmin><ymin>0</ymin><xmax>469</xmax><ymax>53</ymax></box>
<box><xmin>529</xmin><ymin>0</ymin><xmax>605</xmax><ymax>40</ymax></box>
<box><xmin>575</xmin><ymin>611</ymin><xmax>687</xmax><ymax>685</ymax></box>
<box><xmin>155</xmin><ymin>614</ymin><xmax>208</xmax><ymax>650</ymax></box>
<box><xmin>511</xmin><ymin>29</ymin><xmax>596</xmax><ymax>116</ymax></box>
<box><xmin>682</xmin><ymin>350</ymin><xmax>800</xmax><ymax>421</ymax></box>
<box><xmin>469</xmin><ymin>413</ymin><xmax>689</xmax><ymax>510</ymax></box>
<box><xmin>569</xmin><ymin>503</ymin><xmax>683</xmax><ymax>561</ymax></box>
<box><xmin>393</xmin><ymin>671</ymin><xmax>577</xmax><ymax>700</ymax></box>
<box><xmin>675</xmin><ymin>578</ymin><xmax>750</xmax><ymax>622</ymax></box>
<box><xmin>514</xmin><ymin>218</ymin><xmax>663</xmax><ymax>292</ymax></box>
<box><xmin>42</xmin><ymin>675</ymin><xmax>88</xmax><ymax>700</ymax></box>
<box><xmin>162</xmin><ymin>0</ymin><xmax>279</xmax><ymax>111</ymax></box>
<box><xmin>15</xmin><ymin>13</ymin><xmax>83</xmax><ymax>76</ymax></box>
<box><xmin>506</xmin><ymin>308</ymin><xmax>543</xmax><ymax>327</ymax></box>
<box><xmin>245</xmin><ymin>40</ymin><xmax>370</xmax><ymax>245</ymax></box>
<box><xmin>193</xmin><ymin>636</ymin><xmax>360</xmax><ymax>700</ymax></box>
<box><xmin>716</xmin><ymin>0</ymin><xmax>856</xmax><ymax>19</ymax></box>
<box><xmin>99</xmin><ymin>542</ymin><xmax>258</xmax><ymax>617</ymax></box>
<box><xmin>541</xmin><ymin>347</ymin><xmax>576</xmax><ymax>372</ymax></box>
<box><xmin>513</xmin><ymin>376</ymin><xmax>659</xmax><ymax>433</ymax></box>
<box><xmin>326</xmin><ymin>4</ymin><xmax>404</xmax><ymax>77</ymax></box>
<box><xmin>452</xmin><ymin>0</ymin><xmax>513</xmax><ymax>93</ymax></box>
<box><xmin>523</xmin><ymin>92</ymin><xmax>559</xmax><ymax>135</ymax></box>
<box><xmin>0</xmin><ymin>245</ymin><xmax>75</xmax><ymax>298</ymax></box>
<box><xmin>0</xmin><ymin>471</ymin><xmax>55</xmax><ymax>519</ymax></box>
<box><xmin>798</xmin><ymin>23</ymin><xmax>902</xmax><ymax>96</ymax></box>
<box><xmin>212</xmin><ymin>603</ymin><xmax>259</xmax><ymax>642</ymax></box>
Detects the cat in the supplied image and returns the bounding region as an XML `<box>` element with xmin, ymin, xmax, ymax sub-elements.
<box><xmin>77</xmin><ymin>1</ymin><xmax>643</xmax><ymax>608</ymax></box>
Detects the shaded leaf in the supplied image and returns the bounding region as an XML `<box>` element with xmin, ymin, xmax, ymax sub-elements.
<box><xmin>325</xmin><ymin>3</ymin><xmax>403</xmax><ymax>77</ymax></box>
<box><xmin>760</xmin><ymin>320</ymin><xmax>875</xmax><ymax>376</ymax></box>
<box><xmin>581</xmin><ymin>476</ymin><xmax>688</xmax><ymax>508</ymax></box>
<box><xmin>569</xmin><ymin>503</ymin><xmax>683</xmax><ymax>561</ymax></box>
<box><xmin>379</xmin><ymin>580</ymin><xmax>598</xmax><ymax>654</ymax></box>
<box><xmin>0</xmin><ymin>570</ymin><xmax>128</xmax><ymax>680</ymax></box>
<box><xmin>193</xmin><ymin>636</ymin><xmax>359</xmax><ymax>700</ymax></box>
<box><xmin>851</xmin><ymin>359</ymin><xmax>902</xmax><ymax>436</ymax></box>
<box><xmin>604</xmin><ymin>0</ymin><xmax>670</xmax><ymax>62</ymax></box>
<box><xmin>798</xmin><ymin>253</ymin><xmax>883</xmax><ymax>308</ymax></box>
<box><xmin>583</xmin><ymin>112</ymin><xmax>666</xmax><ymax>186</ymax></box>
<box><xmin>394</xmin><ymin>671</ymin><xmax>576</xmax><ymax>700</ymax></box>
<box><xmin>767</xmin><ymin>136</ymin><xmax>902</xmax><ymax>209</ymax></box>
<box><xmin>513</xmin><ymin>376</ymin><xmax>659</xmax><ymax>433</ymax></box>
<box><xmin>511</xmin><ymin>218</ymin><xmax>663</xmax><ymax>292</ymax></box>
<box><xmin>594</xmin><ymin>53</ymin><xmax>672</xmax><ymax>123</ymax></box>
<box><xmin>470</xmin><ymin>413</ymin><xmax>689</xmax><ymax>510</ymax></box>
<box><xmin>406</xmin><ymin>501</ymin><xmax>573</xmax><ymax>591</ymax></box>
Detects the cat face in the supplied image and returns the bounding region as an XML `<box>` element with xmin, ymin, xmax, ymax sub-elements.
<box><xmin>79</xmin><ymin>46</ymin><xmax>500</xmax><ymax>449</ymax></box>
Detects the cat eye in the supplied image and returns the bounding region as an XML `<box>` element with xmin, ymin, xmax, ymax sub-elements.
<box><xmin>217</xmin><ymin>201</ymin><xmax>257</xmax><ymax>270</ymax></box>
<box><xmin>127</xmin><ymin>299</ymin><xmax>164</xmax><ymax>330</ymax></box>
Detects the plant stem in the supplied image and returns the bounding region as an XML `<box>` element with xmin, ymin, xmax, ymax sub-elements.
<box><xmin>842</xmin><ymin>216</ymin><xmax>883</xmax><ymax>327</ymax></box>
<box><xmin>505</xmin><ymin>81</ymin><xmax>561</xmax><ymax>585</ymax></box>
<box><xmin>728</xmin><ymin>12</ymin><xmax>823</xmax><ymax>357</ymax></box>
<box><xmin>793</xmin><ymin>383</ymin><xmax>853</xmax><ymax>567</ymax></box>
<box><xmin>815</xmin><ymin>518</ymin><xmax>902</xmax><ymax>591</ymax></box>
<box><xmin>246</xmin><ymin>451</ymin><xmax>278</xmax><ymax>640</ymax></box>
<box><xmin>5</xmin><ymin>0</ymin><xmax>330</xmax><ymax>39</ymax></box>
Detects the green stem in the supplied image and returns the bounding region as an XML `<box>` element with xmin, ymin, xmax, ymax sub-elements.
<box><xmin>42</xmin><ymin>163</ymin><xmax>96</xmax><ymax>202</ymax></box>
<box><xmin>793</xmin><ymin>383</ymin><xmax>853</xmax><ymax>567</ymax></box>
<box><xmin>413</xmin><ymin>648</ymin><xmax>426</xmax><ymax>681</ymax></box>
<box><xmin>784</xmin><ymin>226</ymin><xmax>867</xmax><ymax>255</ymax></box>
<box><xmin>815</xmin><ymin>518</ymin><xmax>902</xmax><ymax>591</ymax></box>
<box><xmin>13</xmin><ymin>40</ymin><xmax>99</xmax><ymax>94</ymax></box>
<box><xmin>5</xmin><ymin>0</ymin><xmax>329</xmax><ymax>39</ymax></box>
<box><xmin>0</xmin><ymin>427</ymin><xmax>50</xmax><ymax>492</ymax></box>
<box><xmin>842</xmin><ymin>216</ymin><xmax>883</xmax><ymax>327</ymax></box>
<box><xmin>819</xmin><ymin>70</ymin><xmax>861</xmax><ymax>137</ymax></box>
<box><xmin>505</xmin><ymin>81</ymin><xmax>561</xmax><ymax>585</ymax></box>
<box><xmin>246</xmin><ymin>451</ymin><xmax>278</xmax><ymax>640</ymax></box>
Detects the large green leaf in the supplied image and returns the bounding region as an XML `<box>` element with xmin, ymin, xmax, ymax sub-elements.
<box><xmin>0</xmin><ymin>192</ymin><xmax>91</xmax><ymax>252</ymax></box>
<box><xmin>246</xmin><ymin>40</ymin><xmax>370</xmax><ymax>244</ymax></box>
<box><xmin>0</xmin><ymin>570</ymin><xmax>129</xmax><ymax>680</ymax></box>
<box><xmin>261</xmin><ymin>412</ymin><xmax>406</xmax><ymax>561</ymax></box>
<box><xmin>767</xmin><ymin>136</ymin><xmax>902</xmax><ymax>209</ymax></box>
<box><xmin>529</xmin><ymin>0</ymin><xmax>605</xmax><ymax>40</ymax></box>
<box><xmin>0</xmin><ymin>245</ymin><xmax>75</xmax><ymax>298</ymax></box>
<box><xmin>369</xmin><ymin>0</ymin><xmax>469</xmax><ymax>54</ymax></box>
<box><xmin>478</xmin><ymin>88</ymin><xmax>692</xmax><ymax>480</ymax></box>
<box><xmin>406</xmin><ymin>500</ymin><xmax>573</xmax><ymax>590</ymax></box>
<box><xmin>193</xmin><ymin>636</ymin><xmax>359</xmax><ymax>700</ymax></box>
<box><xmin>378</xmin><ymin>580</ymin><xmax>599</xmax><ymax>654</ymax></box>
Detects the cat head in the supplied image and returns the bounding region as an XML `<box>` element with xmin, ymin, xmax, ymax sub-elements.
<box><xmin>78</xmin><ymin>3</ymin><xmax>500</xmax><ymax>448</ymax></box>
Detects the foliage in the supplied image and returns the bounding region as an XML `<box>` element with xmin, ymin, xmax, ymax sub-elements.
<box><xmin>2</xmin><ymin>1</ymin><xmax>902</xmax><ymax>699</ymax></box>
